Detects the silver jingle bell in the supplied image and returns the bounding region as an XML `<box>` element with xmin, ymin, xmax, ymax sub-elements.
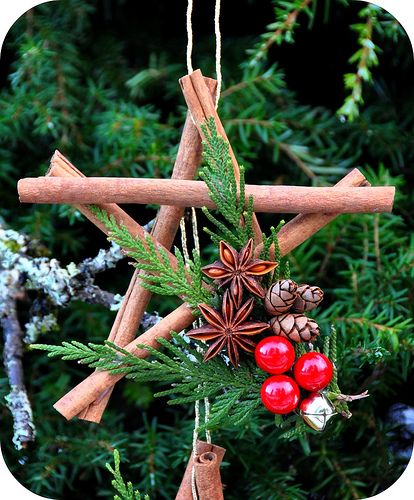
<box><xmin>299</xmin><ymin>392</ymin><xmax>337</xmax><ymax>432</ymax></box>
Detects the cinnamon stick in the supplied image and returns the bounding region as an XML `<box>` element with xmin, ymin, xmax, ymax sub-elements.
<box><xmin>48</xmin><ymin>152</ymin><xmax>166</xmax><ymax>423</ymax></box>
<box><xmin>47</xmin><ymin>151</ymin><xmax>176</xmax><ymax>422</ymax></box>
<box><xmin>53</xmin><ymin>168</ymin><xmax>370</xmax><ymax>421</ymax></box>
<box><xmin>77</xmin><ymin>77</ymin><xmax>217</xmax><ymax>423</ymax></box>
<box><xmin>255</xmin><ymin>168</ymin><xmax>371</xmax><ymax>257</ymax></box>
<box><xmin>47</xmin><ymin>151</ymin><xmax>179</xmax><ymax>270</ymax></box>
<box><xmin>47</xmin><ymin>151</ymin><xmax>143</xmax><ymax>238</ymax></box>
<box><xmin>45</xmin><ymin>151</ymin><xmax>196</xmax><ymax>422</ymax></box>
<box><xmin>180</xmin><ymin>69</ymin><xmax>263</xmax><ymax>244</ymax></box>
<box><xmin>176</xmin><ymin>440</ymin><xmax>226</xmax><ymax>500</ymax></box>
<box><xmin>54</xmin><ymin>303</ymin><xmax>195</xmax><ymax>420</ymax></box>
<box><xmin>18</xmin><ymin>177</ymin><xmax>395</xmax><ymax>214</ymax></box>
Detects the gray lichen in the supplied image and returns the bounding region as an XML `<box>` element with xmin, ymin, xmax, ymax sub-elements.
<box><xmin>0</xmin><ymin>223</ymin><xmax>125</xmax><ymax>308</ymax></box>
<box><xmin>0</xmin><ymin>221</ymin><xmax>160</xmax><ymax>450</ymax></box>
<box><xmin>0</xmin><ymin>223</ymin><xmax>126</xmax><ymax>450</ymax></box>
<box><xmin>5</xmin><ymin>387</ymin><xmax>36</xmax><ymax>451</ymax></box>
<box><xmin>24</xmin><ymin>314</ymin><xmax>59</xmax><ymax>344</ymax></box>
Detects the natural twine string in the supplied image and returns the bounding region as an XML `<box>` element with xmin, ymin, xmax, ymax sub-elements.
<box><xmin>180</xmin><ymin>210</ymin><xmax>211</xmax><ymax>500</ymax></box>
<box><xmin>214</xmin><ymin>0</ymin><xmax>222</xmax><ymax>109</ymax></box>
<box><xmin>192</xmin><ymin>207</ymin><xmax>212</xmax><ymax>445</ymax></box>
<box><xmin>186</xmin><ymin>0</ymin><xmax>194</xmax><ymax>74</ymax></box>
<box><xmin>185</xmin><ymin>0</ymin><xmax>220</xmax><ymax>495</ymax></box>
<box><xmin>186</xmin><ymin>0</ymin><xmax>222</xmax><ymax>108</ymax></box>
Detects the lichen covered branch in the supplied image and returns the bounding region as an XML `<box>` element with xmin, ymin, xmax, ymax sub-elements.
<box><xmin>1</xmin><ymin>272</ymin><xmax>36</xmax><ymax>450</ymax></box>
<box><xmin>0</xmin><ymin>221</ymin><xmax>159</xmax><ymax>448</ymax></box>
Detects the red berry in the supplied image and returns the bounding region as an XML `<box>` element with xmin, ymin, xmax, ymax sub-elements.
<box><xmin>255</xmin><ymin>336</ymin><xmax>295</xmax><ymax>374</ymax></box>
<box><xmin>260</xmin><ymin>375</ymin><xmax>300</xmax><ymax>414</ymax></box>
<box><xmin>293</xmin><ymin>352</ymin><xmax>333</xmax><ymax>391</ymax></box>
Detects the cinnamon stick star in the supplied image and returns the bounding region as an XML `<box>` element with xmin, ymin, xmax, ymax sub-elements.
<box><xmin>186</xmin><ymin>289</ymin><xmax>269</xmax><ymax>367</ymax></box>
<box><xmin>202</xmin><ymin>239</ymin><xmax>277</xmax><ymax>308</ymax></box>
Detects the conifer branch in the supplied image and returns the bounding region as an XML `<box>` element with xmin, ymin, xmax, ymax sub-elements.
<box><xmin>260</xmin><ymin>222</ymin><xmax>284</xmax><ymax>287</ymax></box>
<box><xmin>89</xmin><ymin>206</ymin><xmax>213</xmax><ymax>309</ymax></box>
<box><xmin>248</xmin><ymin>0</ymin><xmax>314</xmax><ymax>66</ymax></box>
<box><xmin>34</xmin><ymin>333</ymin><xmax>265</xmax><ymax>430</ymax></box>
<box><xmin>327</xmin><ymin>326</ymin><xmax>351</xmax><ymax>418</ymax></box>
<box><xmin>199</xmin><ymin>117</ymin><xmax>254</xmax><ymax>249</ymax></box>
<box><xmin>106</xmin><ymin>449</ymin><xmax>149</xmax><ymax>500</ymax></box>
<box><xmin>338</xmin><ymin>5</ymin><xmax>379</xmax><ymax>120</ymax></box>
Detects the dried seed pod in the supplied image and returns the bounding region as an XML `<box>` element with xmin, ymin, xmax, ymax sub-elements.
<box><xmin>264</xmin><ymin>280</ymin><xmax>298</xmax><ymax>316</ymax></box>
<box><xmin>292</xmin><ymin>285</ymin><xmax>324</xmax><ymax>313</ymax></box>
<box><xmin>270</xmin><ymin>313</ymin><xmax>320</xmax><ymax>343</ymax></box>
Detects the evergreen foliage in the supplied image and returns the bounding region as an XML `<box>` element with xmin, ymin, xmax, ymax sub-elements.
<box><xmin>89</xmin><ymin>206</ymin><xmax>212</xmax><ymax>310</ymax></box>
<box><xmin>106</xmin><ymin>450</ymin><xmax>149</xmax><ymax>500</ymax></box>
<box><xmin>200</xmin><ymin>117</ymin><xmax>255</xmax><ymax>249</ymax></box>
<box><xmin>34</xmin><ymin>332</ymin><xmax>266</xmax><ymax>431</ymax></box>
<box><xmin>0</xmin><ymin>1</ymin><xmax>413</xmax><ymax>499</ymax></box>
<box><xmin>248</xmin><ymin>0</ymin><xmax>314</xmax><ymax>63</ymax></box>
<box><xmin>338</xmin><ymin>4</ymin><xmax>405</xmax><ymax>120</ymax></box>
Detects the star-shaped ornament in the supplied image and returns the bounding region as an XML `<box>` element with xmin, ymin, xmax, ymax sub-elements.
<box><xmin>186</xmin><ymin>289</ymin><xmax>269</xmax><ymax>366</ymax></box>
<box><xmin>202</xmin><ymin>239</ymin><xmax>277</xmax><ymax>308</ymax></box>
<box><xmin>16</xmin><ymin>69</ymin><xmax>395</xmax><ymax>423</ymax></box>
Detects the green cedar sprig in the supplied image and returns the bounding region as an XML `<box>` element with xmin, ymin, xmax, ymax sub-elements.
<box><xmin>260</xmin><ymin>221</ymin><xmax>285</xmax><ymax>286</ymax></box>
<box><xmin>106</xmin><ymin>449</ymin><xmax>149</xmax><ymax>500</ymax></box>
<box><xmin>338</xmin><ymin>5</ymin><xmax>380</xmax><ymax>120</ymax></box>
<box><xmin>33</xmin><ymin>333</ymin><xmax>265</xmax><ymax>430</ymax></box>
<box><xmin>324</xmin><ymin>326</ymin><xmax>351</xmax><ymax>417</ymax></box>
<box><xmin>199</xmin><ymin>117</ymin><xmax>255</xmax><ymax>249</ymax></box>
<box><xmin>89</xmin><ymin>206</ymin><xmax>212</xmax><ymax>310</ymax></box>
<box><xmin>246</xmin><ymin>0</ymin><xmax>314</xmax><ymax>66</ymax></box>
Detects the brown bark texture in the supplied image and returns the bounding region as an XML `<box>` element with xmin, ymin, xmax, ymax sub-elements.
<box><xmin>55</xmin><ymin>78</ymin><xmax>217</xmax><ymax>423</ymax></box>
<box><xmin>176</xmin><ymin>440</ymin><xmax>226</xmax><ymax>500</ymax></box>
<box><xmin>18</xmin><ymin>177</ymin><xmax>395</xmax><ymax>214</ymax></box>
<box><xmin>180</xmin><ymin>69</ymin><xmax>264</xmax><ymax>244</ymax></box>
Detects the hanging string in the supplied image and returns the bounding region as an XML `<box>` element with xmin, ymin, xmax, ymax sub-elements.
<box><xmin>186</xmin><ymin>0</ymin><xmax>222</xmax><ymax>109</ymax></box>
<box><xmin>191</xmin><ymin>207</ymin><xmax>200</xmax><ymax>255</ymax></box>
<box><xmin>184</xmin><ymin>1</ymin><xmax>220</xmax><ymax>495</ymax></box>
<box><xmin>179</xmin><ymin>217</ymin><xmax>191</xmax><ymax>264</ymax></box>
<box><xmin>186</xmin><ymin>0</ymin><xmax>194</xmax><ymax>74</ymax></box>
<box><xmin>180</xmin><ymin>210</ymin><xmax>212</xmax><ymax>499</ymax></box>
<box><xmin>214</xmin><ymin>0</ymin><xmax>222</xmax><ymax>108</ymax></box>
<box><xmin>204</xmin><ymin>395</ymin><xmax>211</xmax><ymax>444</ymax></box>
<box><xmin>191</xmin><ymin>207</ymin><xmax>211</xmax><ymax>444</ymax></box>
<box><xmin>191</xmin><ymin>393</ymin><xmax>201</xmax><ymax>499</ymax></box>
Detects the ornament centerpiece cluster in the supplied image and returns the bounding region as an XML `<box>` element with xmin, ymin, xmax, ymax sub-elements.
<box><xmin>186</xmin><ymin>238</ymin><xmax>335</xmax><ymax>430</ymax></box>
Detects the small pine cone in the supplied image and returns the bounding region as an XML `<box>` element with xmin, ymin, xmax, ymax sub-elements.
<box><xmin>264</xmin><ymin>280</ymin><xmax>298</xmax><ymax>316</ymax></box>
<box><xmin>292</xmin><ymin>285</ymin><xmax>324</xmax><ymax>313</ymax></box>
<box><xmin>270</xmin><ymin>313</ymin><xmax>320</xmax><ymax>343</ymax></box>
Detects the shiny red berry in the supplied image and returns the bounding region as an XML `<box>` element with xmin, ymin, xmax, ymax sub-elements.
<box><xmin>255</xmin><ymin>336</ymin><xmax>295</xmax><ymax>374</ymax></box>
<box><xmin>293</xmin><ymin>352</ymin><xmax>333</xmax><ymax>391</ymax></box>
<box><xmin>260</xmin><ymin>375</ymin><xmax>300</xmax><ymax>414</ymax></box>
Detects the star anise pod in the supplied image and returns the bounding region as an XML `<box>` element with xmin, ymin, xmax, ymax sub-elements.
<box><xmin>186</xmin><ymin>289</ymin><xmax>269</xmax><ymax>367</ymax></box>
<box><xmin>202</xmin><ymin>239</ymin><xmax>278</xmax><ymax>308</ymax></box>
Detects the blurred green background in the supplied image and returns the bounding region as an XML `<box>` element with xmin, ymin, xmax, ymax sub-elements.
<box><xmin>0</xmin><ymin>0</ymin><xmax>413</xmax><ymax>498</ymax></box>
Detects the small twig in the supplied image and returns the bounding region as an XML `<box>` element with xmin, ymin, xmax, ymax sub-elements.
<box><xmin>335</xmin><ymin>317</ymin><xmax>398</xmax><ymax>333</ymax></box>
<box><xmin>78</xmin><ymin>243</ymin><xmax>126</xmax><ymax>277</ymax></box>
<box><xmin>335</xmin><ymin>390</ymin><xmax>370</xmax><ymax>402</ymax></box>
<box><xmin>317</xmin><ymin>220</ymin><xmax>352</xmax><ymax>278</ymax></box>
<box><xmin>373</xmin><ymin>214</ymin><xmax>382</xmax><ymax>272</ymax></box>
<box><xmin>225</xmin><ymin>118</ymin><xmax>274</xmax><ymax>128</ymax></box>
<box><xmin>220</xmin><ymin>73</ymin><xmax>272</xmax><ymax>99</ymax></box>
<box><xmin>76</xmin><ymin>285</ymin><xmax>119</xmax><ymax>309</ymax></box>
<box><xmin>332</xmin><ymin>459</ymin><xmax>361</xmax><ymax>500</ymax></box>
<box><xmin>279</xmin><ymin>142</ymin><xmax>316</xmax><ymax>180</ymax></box>
<box><xmin>251</xmin><ymin>0</ymin><xmax>313</xmax><ymax>64</ymax></box>
<box><xmin>1</xmin><ymin>282</ymin><xmax>36</xmax><ymax>450</ymax></box>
